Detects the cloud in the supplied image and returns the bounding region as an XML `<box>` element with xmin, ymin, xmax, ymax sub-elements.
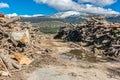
<box><xmin>32</xmin><ymin>14</ymin><xmax>44</xmax><ymax>17</ymax></box>
<box><xmin>6</xmin><ymin>13</ymin><xmax>44</xmax><ymax>17</ymax></box>
<box><xmin>6</xmin><ymin>13</ymin><xmax>18</xmax><ymax>17</ymax></box>
<box><xmin>34</xmin><ymin>0</ymin><xmax>119</xmax><ymax>14</ymax></box>
<box><xmin>20</xmin><ymin>14</ymin><xmax>44</xmax><ymax>17</ymax></box>
<box><xmin>34</xmin><ymin>0</ymin><xmax>80</xmax><ymax>11</ymax></box>
<box><xmin>81</xmin><ymin>4</ymin><xmax>118</xmax><ymax>14</ymax></box>
<box><xmin>0</xmin><ymin>2</ymin><xmax>9</xmax><ymax>8</ymax></box>
<box><xmin>20</xmin><ymin>15</ymin><xmax>32</xmax><ymax>17</ymax></box>
<box><xmin>78</xmin><ymin>0</ymin><xmax>117</xmax><ymax>6</ymax></box>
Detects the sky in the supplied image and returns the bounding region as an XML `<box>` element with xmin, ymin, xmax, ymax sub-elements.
<box><xmin>0</xmin><ymin>0</ymin><xmax>120</xmax><ymax>17</ymax></box>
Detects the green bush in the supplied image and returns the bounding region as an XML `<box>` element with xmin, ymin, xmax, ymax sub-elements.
<box><xmin>39</xmin><ymin>27</ymin><xmax>59</xmax><ymax>34</ymax></box>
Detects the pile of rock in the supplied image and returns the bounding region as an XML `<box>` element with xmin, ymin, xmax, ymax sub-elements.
<box><xmin>55</xmin><ymin>17</ymin><xmax>120</xmax><ymax>57</ymax></box>
<box><xmin>0</xmin><ymin>12</ymin><xmax>38</xmax><ymax>76</ymax></box>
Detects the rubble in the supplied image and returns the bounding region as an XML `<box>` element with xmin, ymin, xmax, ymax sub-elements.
<box><xmin>0</xmin><ymin>12</ymin><xmax>37</xmax><ymax>76</ymax></box>
<box><xmin>0</xmin><ymin>71</ymin><xmax>9</xmax><ymax>76</ymax></box>
<box><xmin>54</xmin><ymin>17</ymin><xmax>120</xmax><ymax>57</ymax></box>
<box><xmin>12</xmin><ymin>52</ymin><xmax>32</xmax><ymax>65</ymax></box>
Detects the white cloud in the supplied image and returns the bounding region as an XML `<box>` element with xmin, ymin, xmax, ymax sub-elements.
<box><xmin>81</xmin><ymin>4</ymin><xmax>119</xmax><ymax>14</ymax></box>
<box><xmin>34</xmin><ymin>0</ymin><xmax>119</xmax><ymax>14</ymax></box>
<box><xmin>32</xmin><ymin>14</ymin><xmax>44</xmax><ymax>17</ymax></box>
<box><xmin>6</xmin><ymin>13</ymin><xmax>44</xmax><ymax>17</ymax></box>
<box><xmin>78</xmin><ymin>0</ymin><xmax>117</xmax><ymax>6</ymax></box>
<box><xmin>0</xmin><ymin>2</ymin><xmax>9</xmax><ymax>8</ymax></box>
<box><xmin>6</xmin><ymin>13</ymin><xmax>18</xmax><ymax>17</ymax></box>
<box><xmin>20</xmin><ymin>15</ymin><xmax>32</xmax><ymax>17</ymax></box>
<box><xmin>34</xmin><ymin>0</ymin><xmax>80</xmax><ymax>11</ymax></box>
<box><xmin>20</xmin><ymin>14</ymin><xmax>44</xmax><ymax>17</ymax></box>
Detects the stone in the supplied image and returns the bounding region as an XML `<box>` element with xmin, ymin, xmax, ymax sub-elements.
<box><xmin>11</xmin><ymin>29</ymin><xmax>30</xmax><ymax>43</ymax></box>
<box><xmin>0</xmin><ymin>71</ymin><xmax>9</xmax><ymax>76</ymax></box>
<box><xmin>12</xmin><ymin>52</ymin><xmax>32</xmax><ymax>65</ymax></box>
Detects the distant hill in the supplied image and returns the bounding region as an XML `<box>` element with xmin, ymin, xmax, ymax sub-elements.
<box><xmin>21</xmin><ymin>16</ymin><xmax>62</xmax><ymax>23</ymax></box>
<box><xmin>21</xmin><ymin>16</ymin><xmax>120</xmax><ymax>24</ymax></box>
<box><xmin>21</xmin><ymin>16</ymin><xmax>85</xmax><ymax>24</ymax></box>
<box><xmin>106</xmin><ymin>16</ymin><xmax>120</xmax><ymax>23</ymax></box>
<box><xmin>20</xmin><ymin>11</ymin><xmax>120</xmax><ymax>25</ymax></box>
<box><xmin>32</xmin><ymin>21</ymin><xmax>66</xmax><ymax>27</ymax></box>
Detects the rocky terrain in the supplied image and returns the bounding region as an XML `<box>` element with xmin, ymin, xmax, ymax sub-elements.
<box><xmin>2</xmin><ymin>34</ymin><xmax>120</xmax><ymax>80</ymax></box>
<box><xmin>55</xmin><ymin>17</ymin><xmax>120</xmax><ymax>57</ymax></box>
<box><xmin>0</xmin><ymin>12</ymin><xmax>119</xmax><ymax>80</ymax></box>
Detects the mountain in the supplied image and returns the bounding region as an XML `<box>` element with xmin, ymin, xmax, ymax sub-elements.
<box><xmin>20</xmin><ymin>11</ymin><xmax>120</xmax><ymax>24</ymax></box>
<box><xmin>49</xmin><ymin>11</ymin><xmax>120</xmax><ymax>18</ymax></box>
<box><xmin>21</xmin><ymin>16</ymin><xmax>85</xmax><ymax>24</ymax></box>
<box><xmin>49</xmin><ymin>11</ymin><xmax>88</xmax><ymax>18</ymax></box>
<box><xmin>106</xmin><ymin>15</ymin><xmax>120</xmax><ymax>23</ymax></box>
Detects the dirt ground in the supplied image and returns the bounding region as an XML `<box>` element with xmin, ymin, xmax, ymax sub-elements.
<box><xmin>1</xmin><ymin>34</ymin><xmax>120</xmax><ymax>80</ymax></box>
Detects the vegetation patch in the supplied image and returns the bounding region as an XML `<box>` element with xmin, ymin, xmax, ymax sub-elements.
<box><xmin>39</xmin><ymin>27</ymin><xmax>60</xmax><ymax>34</ymax></box>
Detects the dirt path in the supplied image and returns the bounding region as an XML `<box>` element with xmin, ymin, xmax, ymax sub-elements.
<box><xmin>2</xmin><ymin>34</ymin><xmax>120</xmax><ymax>80</ymax></box>
<box><xmin>27</xmin><ymin>64</ymin><xmax>119</xmax><ymax>80</ymax></box>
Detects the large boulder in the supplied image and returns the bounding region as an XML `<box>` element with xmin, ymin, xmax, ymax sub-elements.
<box><xmin>11</xmin><ymin>29</ymin><xmax>30</xmax><ymax>43</ymax></box>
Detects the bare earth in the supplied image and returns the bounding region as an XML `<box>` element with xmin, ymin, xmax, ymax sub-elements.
<box><xmin>2</xmin><ymin>34</ymin><xmax>120</xmax><ymax>80</ymax></box>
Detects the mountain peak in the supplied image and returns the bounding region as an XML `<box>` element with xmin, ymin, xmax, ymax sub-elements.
<box><xmin>50</xmin><ymin>11</ymin><xmax>88</xmax><ymax>18</ymax></box>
